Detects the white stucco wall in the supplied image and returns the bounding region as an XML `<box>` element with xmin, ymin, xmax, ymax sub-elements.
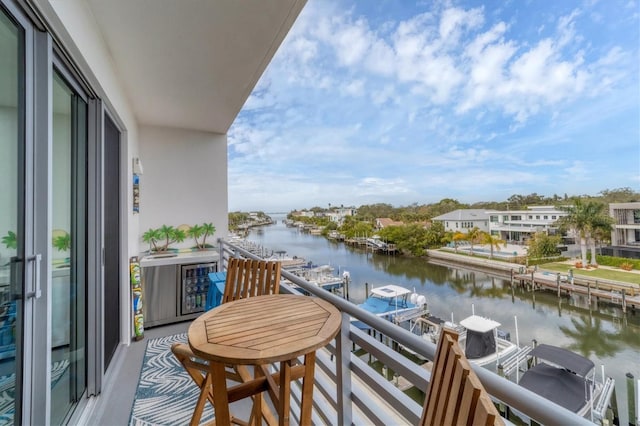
<box><xmin>42</xmin><ymin>0</ymin><xmax>141</xmax><ymax>256</ymax></box>
<box><xmin>138</xmin><ymin>125</ymin><xmax>228</xmax><ymax>252</ymax></box>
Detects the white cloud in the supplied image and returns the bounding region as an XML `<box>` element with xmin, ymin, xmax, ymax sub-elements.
<box><xmin>439</xmin><ymin>7</ymin><xmax>485</xmax><ymax>45</ymax></box>
<box><xmin>341</xmin><ymin>79</ymin><xmax>365</xmax><ymax>97</ymax></box>
<box><xmin>370</xmin><ymin>84</ymin><xmax>396</xmax><ymax>106</ymax></box>
<box><xmin>227</xmin><ymin>0</ymin><xmax>638</xmax><ymax>211</ymax></box>
<box><xmin>563</xmin><ymin>161</ymin><xmax>590</xmax><ymax>181</ymax></box>
<box><xmin>356</xmin><ymin>177</ymin><xmax>411</xmax><ymax>196</ymax></box>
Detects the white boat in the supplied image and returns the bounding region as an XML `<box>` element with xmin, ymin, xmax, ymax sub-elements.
<box><xmin>264</xmin><ymin>251</ymin><xmax>308</xmax><ymax>270</ymax></box>
<box><xmin>407</xmin><ymin>314</ymin><xmax>518</xmax><ymax>368</ymax></box>
<box><xmin>292</xmin><ymin>264</ymin><xmax>345</xmax><ymax>291</ymax></box>
<box><xmin>516</xmin><ymin>344</ymin><xmax>617</xmax><ymax>424</ymax></box>
<box><xmin>353</xmin><ymin>284</ymin><xmax>428</xmax><ymax>329</ymax></box>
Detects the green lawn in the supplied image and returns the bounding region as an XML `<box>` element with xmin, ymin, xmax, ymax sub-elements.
<box><xmin>539</xmin><ymin>262</ymin><xmax>640</xmax><ymax>285</ymax></box>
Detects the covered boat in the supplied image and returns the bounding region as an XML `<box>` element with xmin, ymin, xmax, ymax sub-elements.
<box><xmin>409</xmin><ymin>314</ymin><xmax>518</xmax><ymax>367</ymax></box>
<box><xmin>518</xmin><ymin>344</ymin><xmax>616</xmax><ymax>422</ymax></box>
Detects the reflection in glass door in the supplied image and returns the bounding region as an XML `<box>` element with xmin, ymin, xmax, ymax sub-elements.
<box><xmin>0</xmin><ymin>7</ymin><xmax>24</xmax><ymax>425</ymax></box>
<box><xmin>51</xmin><ymin>71</ymin><xmax>87</xmax><ymax>424</ymax></box>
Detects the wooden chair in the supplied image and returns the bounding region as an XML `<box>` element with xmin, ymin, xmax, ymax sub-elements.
<box><xmin>221</xmin><ymin>258</ymin><xmax>281</xmax><ymax>304</ymax></box>
<box><xmin>420</xmin><ymin>328</ymin><xmax>504</xmax><ymax>426</ymax></box>
<box><xmin>171</xmin><ymin>258</ymin><xmax>282</xmax><ymax>425</ymax></box>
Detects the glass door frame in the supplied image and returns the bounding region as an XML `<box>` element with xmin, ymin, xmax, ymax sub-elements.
<box><xmin>1</xmin><ymin>1</ymin><xmax>46</xmax><ymax>424</ymax></box>
<box><xmin>50</xmin><ymin>33</ymin><xmax>104</xmax><ymax>426</ymax></box>
<box><xmin>1</xmin><ymin>1</ymin><xmax>103</xmax><ymax>424</ymax></box>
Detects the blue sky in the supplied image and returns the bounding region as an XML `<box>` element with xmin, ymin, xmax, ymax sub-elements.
<box><xmin>228</xmin><ymin>0</ymin><xmax>639</xmax><ymax>212</ymax></box>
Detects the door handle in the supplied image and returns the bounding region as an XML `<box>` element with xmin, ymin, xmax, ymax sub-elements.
<box><xmin>9</xmin><ymin>256</ymin><xmax>22</xmax><ymax>300</ymax></box>
<box><xmin>26</xmin><ymin>254</ymin><xmax>42</xmax><ymax>299</ymax></box>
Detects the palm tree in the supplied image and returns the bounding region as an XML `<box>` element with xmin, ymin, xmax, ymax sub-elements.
<box><xmin>200</xmin><ymin>223</ymin><xmax>216</xmax><ymax>249</ymax></box>
<box><xmin>557</xmin><ymin>200</ymin><xmax>613</xmax><ymax>266</ymax></box>
<box><xmin>142</xmin><ymin>228</ymin><xmax>162</xmax><ymax>252</ymax></box>
<box><xmin>466</xmin><ymin>227</ymin><xmax>483</xmax><ymax>255</ymax></box>
<box><xmin>480</xmin><ymin>232</ymin><xmax>506</xmax><ymax>259</ymax></box>
<box><xmin>187</xmin><ymin>224</ymin><xmax>204</xmax><ymax>249</ymax></box>
<box><xmin>587</xmin><ymin>206</ymin><xmax>614</xmax><ymax>265</ymax></box>
<box><xmin>556</xmin><ymin>199</ymin><xmax>592</xmax><ymax>266</ymax></box>
<box><xmin>452</xmin><ymin>232</ymin><xmax>466</xmax><ymax>248</ymax></box>
<box><xmin>441</xmin><ymin>231</ymin><xmax>456</xmax><ymax>251</ymax></box>
<box><xmin>442</xmin><ymin>231</ymin><xmax>467</xmax><ymax>252</ymax></box>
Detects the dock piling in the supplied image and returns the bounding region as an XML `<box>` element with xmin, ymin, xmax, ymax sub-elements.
<box><xmin>626</xmin><ymin>372</ymin><xmax>635</xmax><ymax>426</ymax></box>
<box><xmin>530</xmin><ymin>271</ymin><xmax>534</xmax><ymax>292</ymax></box>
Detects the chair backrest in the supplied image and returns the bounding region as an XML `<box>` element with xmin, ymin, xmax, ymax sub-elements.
<box><xmin>420</xmin><ymin>328</ymin><xmax>504</xmax><ymax>426</ymax></box>
<box><xmin>221</xmin><ymin>258</ymin><xmax>281</xmax><ymax>304</ymax></box>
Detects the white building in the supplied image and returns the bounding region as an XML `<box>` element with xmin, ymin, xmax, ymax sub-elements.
<box><xmin>0</xmin><ymin>0</ymin><xmax>304</xmax><ymax>423</ymax></box>
<box><xmin>431</xmin><ymin>209</ymin><xmax>491</xmax><ymax>233</ymax></box>
<box><xmin>432</xmin><ymin>206</ymin><xmax>568</xmax><ymax>243</ymax></box>
<box><xmin>488</xmin><ymin>206</ymin><xmax>567</xmax><ymax>243</ymax></box>
<box><xmin>609</xmin><ymin>202</ymin><xmax>640</xmax><ymax>246</ymax></box>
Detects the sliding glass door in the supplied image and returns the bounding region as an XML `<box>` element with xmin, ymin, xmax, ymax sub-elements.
<box><xmin>51</xmin><ymin>70</ymin><xmax>87</xmax><ymax>425</ymax></box>
<box><xmin>0</xmin><ymin>7</ymin><xmax>25</xmax><ymax>424</ymax></box>
<box><xmin>2</xmin><ymin>2</ymin><xmax>95</xmax><ymax>423</ymax></box>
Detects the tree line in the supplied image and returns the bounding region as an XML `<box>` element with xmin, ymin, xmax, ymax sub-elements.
<box><xmin>302</xmin><ymin>187</ymin><xmax>638</xmax><ymax>222</ymax></box>
<box><xmin>286</xmin><ymin>187</ymin><xmax>637</xmax><ymax>260</ymax></box>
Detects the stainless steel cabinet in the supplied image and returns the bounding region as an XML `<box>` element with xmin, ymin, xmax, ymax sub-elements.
<box><xmin>142</xmin><ymin>264</ymin><xmax>178</xmax><ymax>327</ymax></box>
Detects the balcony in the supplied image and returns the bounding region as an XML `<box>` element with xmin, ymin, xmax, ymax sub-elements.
<box><xmin>89</xmin><ymin>239</ymin><xmax>593</xmax><ymax>425</ymax></box>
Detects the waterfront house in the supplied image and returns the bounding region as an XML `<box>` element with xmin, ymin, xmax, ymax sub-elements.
<box><xmin>606</xmin><ymin>202</ymin><xmax>640</xmax><ymax>259</ymax></box>
<box><xmin>327</xmin><ymin>207</ymin><xmax>358</xmax><ymax>224</ymax></box>
<box><xmin>609</xmin><ymin>202</ymin><xmax>640</xmax><ymax>246</ymax></box>
<box><xmin>488</xmin><ymin>205</ymin><xmax>568</xmax><ymax>243</ymax></box>
<box><xmin>431</xmin><ymin>209</ymin><xmax>492</xmax><ymax>233</ymax></box>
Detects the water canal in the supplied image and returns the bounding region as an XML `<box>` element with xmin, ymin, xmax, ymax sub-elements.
<box><xmin>246</xmin><ymin>214</ymin><xmax>640</xmax><ymax>424</ymax></box>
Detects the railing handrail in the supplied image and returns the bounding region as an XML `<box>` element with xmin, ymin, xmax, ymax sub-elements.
<box><xmin>219</xmin><ymin>238</ymin><xmax>593</xmax><ymax>425</ymax></box>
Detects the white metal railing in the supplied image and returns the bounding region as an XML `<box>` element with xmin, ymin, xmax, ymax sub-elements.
<box><xmin>218</xmin><ymin>239</ymin><xmax>593</xmax><ymax>425</ymax></box>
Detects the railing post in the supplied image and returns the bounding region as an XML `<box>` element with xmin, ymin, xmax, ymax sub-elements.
<box><xmin>336</xmin><ymin>312</ymin><xmax>353</xmax><ymax>426</ymax></box>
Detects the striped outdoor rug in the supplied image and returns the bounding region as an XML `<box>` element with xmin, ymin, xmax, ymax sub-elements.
<box><xmin>129</xmin><ymin>333</ymin><xmax>214</xmax><ymax>425</ymax></box>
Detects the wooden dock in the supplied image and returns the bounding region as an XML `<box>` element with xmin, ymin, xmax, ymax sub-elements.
<box><xmin>512</xmin><ymin>270</ymin><xmax>640</xmax><ymax>312</ymax></box>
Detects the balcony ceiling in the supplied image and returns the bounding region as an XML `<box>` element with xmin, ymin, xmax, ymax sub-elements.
<box><xmin>85</xmin><ymin>0</ymin><xmax>305</xmax><ymax>134</ymax></box>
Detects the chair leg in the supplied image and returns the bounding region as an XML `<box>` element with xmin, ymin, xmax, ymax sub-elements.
<box><xmin>300</xmin><ymin>352</ymin><xmax>316</xmax><ymax>425</ymax></box>
<box><xmin>190</xmin><ymin>372</ymin><xmax>212</xmax><ymax>426</ymax></box>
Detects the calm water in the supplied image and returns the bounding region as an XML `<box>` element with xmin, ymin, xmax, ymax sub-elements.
<box><xmin>246</xmin><ymin>214</ymin><xmax>640</xmax><ymax>423</ymax></box>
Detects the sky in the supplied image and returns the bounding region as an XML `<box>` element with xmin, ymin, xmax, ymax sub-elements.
<box><xmin>227</xmin><ymin>0</ymin><xmax>640</xmax><ymax>213</ymax></box>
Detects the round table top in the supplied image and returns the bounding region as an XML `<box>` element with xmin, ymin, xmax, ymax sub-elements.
<box><xmin>188</xmin><ymin>294</ymin><xmax>342</xmax><ymax>364</ymax></box>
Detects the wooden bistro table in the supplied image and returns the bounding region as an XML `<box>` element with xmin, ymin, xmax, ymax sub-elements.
<box><xmin>188</xmin><ymin>294</ymin><xmax>341</xmax><ymax>426</ymax></box>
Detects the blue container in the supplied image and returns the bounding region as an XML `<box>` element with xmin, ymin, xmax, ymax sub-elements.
<box><xmin>206</xmin><ymin>272</ymin><xmax>227</xmax><ymax>311</ymax></box>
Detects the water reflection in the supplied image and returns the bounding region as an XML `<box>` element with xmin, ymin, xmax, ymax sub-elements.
<box><xmin>560</xmin><ymin>316</ymin><xmax>621</xmax><ymax>358</ymax></box>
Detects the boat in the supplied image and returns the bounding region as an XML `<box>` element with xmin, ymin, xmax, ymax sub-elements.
<box><xmin>352</xmin><ymin>284</ymin><xmax>428</xmax><ymax>329</ymax></box>
<box><xmin>406</xmin><ymin>313</ymin><xmax>519</xmax><ymax>368</ymax></box>
<box><xmin>264</xmin><ymin>251</ymin><xmax>308</xmax><ymax>270</ymax></box>
<box><xmin>292</xmin><ymin>264</ymin><xmax>346</xmax><ymax>292</ymax></box>
<box><xmin>515</xmin><ymin>344</ymin><xmax>617</xmax><ymax>424</ymax></box>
